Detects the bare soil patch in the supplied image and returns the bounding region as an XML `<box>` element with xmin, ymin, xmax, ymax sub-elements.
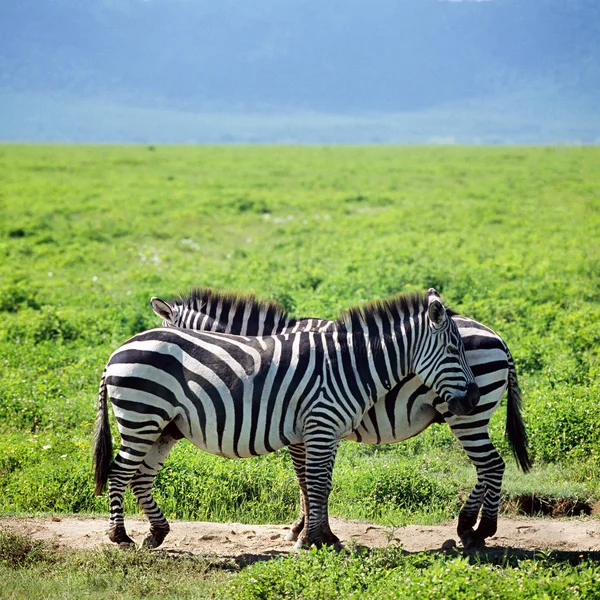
<box><xmin>502</xmin><ymin>495</ymin><xmax>594</xmax><ymax>518</ymax></box>
<box><xmin>2</xmin><ymin>515</ymin><xmax>600</xmax><ymax>560</ymax></box>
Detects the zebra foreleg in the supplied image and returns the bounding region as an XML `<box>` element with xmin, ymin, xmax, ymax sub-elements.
<box><xmin>285</xmin><ymin>443</ymin><xmax>307</xmax><ymax>542</ymax></box>
<box><xmin>285</xmin><ymin>447</ymin><xmax>338</xmax><ymax>544</ymax></box>
<box><xmin>295</xmin><ymin>436</ymin><xmax>341</xmax><ymax>550</ymax></box>
<box><xmin>129</xmin><ymin>428</ymin><xmax>181</xmax><ymax>548</ymax></box>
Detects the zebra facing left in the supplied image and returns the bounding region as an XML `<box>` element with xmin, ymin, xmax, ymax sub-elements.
<box><xmin>93</xmin><ymin>288</ymin><xmax>479</xmax><ymax>549</ymax></box>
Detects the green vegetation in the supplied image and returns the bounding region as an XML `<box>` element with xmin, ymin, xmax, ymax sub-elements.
<box><xmin>1</xmin><ymin>530</ymin><xmax>599</xmax><ymax>599</ymax></box>
<box><xmin>0</xmin><ymin>144</ymin><xmax>599</xmax><ymax>597</ymax></box>
<box><xmin>0</xmin><ymin>530</ymin><xmax>227</xmax><ymax>599</ymax></box>
<box><xmin>225</xmin><ymin>546</ymin><xmax>600</xmax><ymax>600</ymax></box>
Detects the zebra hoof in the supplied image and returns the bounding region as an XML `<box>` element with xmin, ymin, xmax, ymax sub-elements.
<box><xmin>294</xmin><ymin>530</ymin><xmax>340</xmax><ymax>550</ymax></box>
<box><xmin>460</xmin><ymin>532</ymin><xmax>486</xmax><ymax>552</ymax></box>
<box><xmin>322</xmin><ymin>531</ymin><xmax>342</xmax><ymax>548</ymax></box>
<box><xmin>458</xmin><ymin>528</ymin><xmax>473</xmax><ymax>548</ymax></box>
<box><xmin>109</xmin><ymin>525</ymin><xmax>135</xmax><ymax>546</ymax></box>
<box><xmin>464</xmin><ymin>538</ymin><xmax>486</xmax><ymax>552</ymax></box>
<box><xmin>294</xmin><ymin>537</ymin><xmax>323</xmax><ymax>550</ymax></box>
<box><xmin>294</xmin><ymin>538</ymin><xmax>310</xmax><ymax>551</ymax></box>
<box><xmin>142</xmin><ymin>526</ymin><xmax>170</xmax><ymax>549</ymax></box>
<box><xmin>441</xmin><ymin>538</ymin><xmax>457</xmax><ymax>551</ymax></box>
<box><xmin>284</xmin><ymin>530</ymin><xmax>299</xmax><ymax>542</ymax></box>
<box><xmin>142</xmin><ymin>535</ymin><xmax>162</xmax><ymax>549</ymax></box>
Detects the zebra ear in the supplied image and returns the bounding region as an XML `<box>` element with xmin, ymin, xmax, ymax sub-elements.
<box><xmin>151</xmin><ymin>297</ymin><xmax>174</xmax><ymax>322</ymax></box>
<box><xmin>427</xmin><ymin>296</ymin><xmax>446</xmax><ymax>327</ymax></box>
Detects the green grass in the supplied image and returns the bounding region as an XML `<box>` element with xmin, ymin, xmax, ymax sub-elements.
<box><xmin>0</xmin><ymin>530</ymin><xmax>228</xmax><ymax>599</ymax></box>
<box><xmin>224</xmin><ymin>546</ymin><xmax>600</xmax><ymax>600</ymax></box>
<box><xmin>1</xmin><ymin>144</ymin><xmax>599</xmax><ymax>597</ymax></box>
<box><xmin>1</xmin><ymin>530</ymin><xmax>599</xmax><ymax>600</ymax></box>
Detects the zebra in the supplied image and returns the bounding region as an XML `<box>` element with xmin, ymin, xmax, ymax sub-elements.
<box><xmin>94</xmin><ymin>288</ymin><xmax>479</xmax><ymax>550</ymax></box>
<box><xmin>150</xmin><ymin>287</ymin><xmax>531</xmax><ymax>549</ymax></box>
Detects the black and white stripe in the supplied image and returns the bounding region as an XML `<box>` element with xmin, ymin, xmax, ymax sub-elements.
<box><xmin>94</xmin><ymin>288</ymin><xmax>478</xmax><ymax>549</ymax></box>
<box><xmin>151</xmin><ymin>287</ymin><xmax>531</xmax><ymax>549</ymax></box>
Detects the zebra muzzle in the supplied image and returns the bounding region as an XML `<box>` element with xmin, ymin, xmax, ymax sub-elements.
<box><xmin>447</xmin><ymin>382</ymin><xmax>480</xmax><ymax>416</ymax></box>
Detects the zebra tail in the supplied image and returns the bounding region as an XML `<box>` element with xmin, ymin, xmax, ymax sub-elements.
<box><xmin>93</xmin><ymin>368</ymin><xmax>113</xmax><ymax>495</ymax></box>
<box><xmin>505</xmin><ymin>351</ymin><xmax>532</xmax><ymax>473</ymax></box>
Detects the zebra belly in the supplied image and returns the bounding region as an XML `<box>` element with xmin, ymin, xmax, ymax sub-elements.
<box><xmin>347</xmin><ymin>400</ymin><xmax>438</xmax><ymax>444</ymax></box>
<box><xmin>106</xmin><ymin>367</ymin><xmax>303</xmax><ymax>461</ymax></box>
<box><xmin>346</xmin><ymin>375</ymin><xmax>441</xmax><ymax>445</ymax></box>
<box><xmin>177</xmin><ymin>378</ymin><xmax>305</xmax><ymax>459</ymax></box>
<box><xmin>184</xmin><ymin>424</ymin><xmax>298</xmax><ymax>458</ymax></box>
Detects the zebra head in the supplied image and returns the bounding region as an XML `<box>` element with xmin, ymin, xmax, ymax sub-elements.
<box><xmin>413</xmin><ymin>288</ymin><xmax>480</xmax><ymax>417</ymax></box>
<box><xmin>150</xmin><ymin>297</ymin><xmax>178</xmax><ymax>327</ymax></box>
<box><xmin>151</xmin><ymin>296</ymin><xmax>226</xmax><ymax>332</ymax></box>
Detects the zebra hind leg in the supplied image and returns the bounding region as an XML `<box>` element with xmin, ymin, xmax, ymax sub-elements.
<box><xmin>468</xmin><ymin>456</ymin><xmax>505</xmax><ymax>548</ymax></box>
<box><xmin>129</xmin><ymin>423</ymin><xmax>183</xmax><ymax>549</ymax></box>
<box><xmin>458</xmin><ymin>450</ymin><xmax>505</xmax><ymax>550</ymax></box>
<box><xmin>457</xmin><ymin>481</ymin><xmax>486</xmax><ymax>549</ymax></box>
<box><xmin>107</xmin><ymin>427</ymin><xmax>170</xmax><ymax>547</ymax></box>
<box><xmin>107</xmin><ymin>446</ymin><xmax>147</xmax><ymax>546</ymax></box>
<box><xmin>286</xmin><ymin>443</ymin><xmax>338</xmax><ymax>546</ymax></box>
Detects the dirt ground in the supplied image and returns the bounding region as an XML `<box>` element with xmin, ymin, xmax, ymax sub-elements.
<box><xmin>2</xmin><ymin>515</ymin><xmax>600</xmax><ymax>560</ymax></box>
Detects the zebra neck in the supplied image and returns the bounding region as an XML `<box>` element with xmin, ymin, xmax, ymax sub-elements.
<box><xmin>394</xmin><ymin>316</ymin><xmax>419</xmax><ymax>380</ymax></box>
<box><xmin>342</xmin><ymin>308</ymin><xmax>428</xmax><ymax>404</ymax></box>
<box><xmin>340</xmin><ymin>328</ymin><xmax>402</xmax><ymax>405</ymax></box>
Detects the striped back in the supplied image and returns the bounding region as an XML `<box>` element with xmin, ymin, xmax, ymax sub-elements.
<box><xmin>151</xmin><ymin>288</ymin><xmax>332</xmax><ymax>335</ymax></box>
<box><xmin>151</xmin><ymin>287</ymin><xmax>477</xmax><ymax>412</ymax></box>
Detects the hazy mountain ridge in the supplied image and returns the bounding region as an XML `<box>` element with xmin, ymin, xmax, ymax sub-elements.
<box><xmin>1</xmin><ymin>0</ymin><xmax>598</xmax><ymax>142</ymax></box>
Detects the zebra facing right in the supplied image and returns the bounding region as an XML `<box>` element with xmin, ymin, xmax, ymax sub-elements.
<box><xmin>94</xmin><ymin>288</ymin><xmax>478</xmax><ymax>550</ymax></box>
<box><xmin>152</xmin><ymin>286</ymin><xmax>531</xmax><ymax>549</ymax></box>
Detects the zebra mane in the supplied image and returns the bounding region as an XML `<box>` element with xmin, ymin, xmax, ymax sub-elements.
<box><xmin>170</xmin><ymin>287</ymin><xmax>291</xmax><ymax>321</ymax></box>
<box><xmin>168</xmin><ymin>287</ymin><xmax>456</xmax><ymax>330</ymax></box>
<box><xmin>336</xmin><ymin>291</ymin><xmax>431</xmax><ymax>330</ymax></box>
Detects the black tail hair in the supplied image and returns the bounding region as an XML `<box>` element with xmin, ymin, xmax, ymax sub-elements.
<box><xmin>505</xmin><ymin>352</ymin><xmax>532</xmax><ymax>473</ymax></box>
<box><xmin>93</xmin><ymin>368</ymin><xmax>112</xmax><ymax>495</ymax></box>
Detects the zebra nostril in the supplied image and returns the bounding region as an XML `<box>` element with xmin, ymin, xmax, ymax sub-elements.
<box><xmin>466</xmin><ymin>382</ymin><xmax>480</xmax><ymax>407</ymax></box>
<box><xmin>447</xmin><ymin>382</ymin><xmax>480</xmax><ymax>416</ymax></box>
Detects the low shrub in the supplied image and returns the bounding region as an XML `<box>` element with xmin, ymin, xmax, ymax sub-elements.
<box><xmin>525</xmin><ymin>385</ymin><xmax>600</xmax><ymax>463</ymax></box>
<box><xmin>224</xmin><ymin>546</ymin><xmax>600</xmax><ymax>600</ymax></box>
<box><xmin>0</xmin><ymin>530</ymin><xmax>54</xmax><ymax>568</ymax></box>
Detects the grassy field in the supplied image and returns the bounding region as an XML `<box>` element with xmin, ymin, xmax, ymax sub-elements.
<box><xmin>1</xmin><ymin>529</ymin><xmax>600</xmax><ymax>600</ymax></box>
<box><xmin>0</xmin><ymin>144</ymin><xmax>599</xmax><ymax>597</ymax></box>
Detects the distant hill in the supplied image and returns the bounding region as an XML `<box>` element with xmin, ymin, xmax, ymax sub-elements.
<box><xmin>1</xmin><ymin>0</ymin><xmax>598</xmax><ymax>142</ymax></box>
